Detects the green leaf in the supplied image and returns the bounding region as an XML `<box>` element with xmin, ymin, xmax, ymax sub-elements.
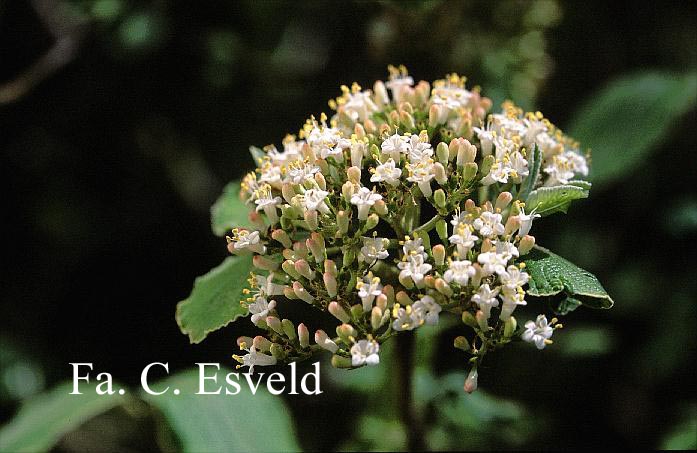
<box><xmin>142</xmin><ymin>369</ymin><xmax>301</xmax><ymax>452</ymax></box>
<box><xmin>523</xmin><ymin>245</ymin><xmax>614</xmax><ymax>309</ymax></box>
<box><xmin>176</xmin><ymin>255</ymin><xmax>253</xmax><ymax>344</ymax></box>
<box><xmin>568</xmin><ymin>71</ymin><xmax>697</xmax><ymax>188</ymax></box>
<box><xmin>518</xmin><ymin>144</ymin><xmax>542</xmax><ymax>200</ymax></box>
<box><xmin>210</xmin><ymin>181</ymin><xmax>250</xmax><ymax>237</ymax></box>
<box><xmin>0</xmin><ymin>382</ymin><xmax>129</xmax><ymax>453</ymax></box>
<box><xmin>525</xmin><ymin>184</ymin><xmax>589</xmax><ymax>216</ymax></box>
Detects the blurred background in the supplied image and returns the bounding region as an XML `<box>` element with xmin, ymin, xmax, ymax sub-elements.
<box><xmin>1</xmin><ymin>0</ymin><xmax>696</xmax><ymax>451</ymax></box>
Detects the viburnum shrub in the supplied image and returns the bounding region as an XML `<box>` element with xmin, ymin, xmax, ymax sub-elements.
<box><xmin>177</xmin><ymin>65</ymin><xmax>613</xmax><ymax>392</ymax></box>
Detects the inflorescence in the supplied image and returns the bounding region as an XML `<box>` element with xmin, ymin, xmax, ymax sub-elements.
<box><xmin>228</xmin><ymin>65</ymin><xmax>586</xmax><ymax>391</ymax></box>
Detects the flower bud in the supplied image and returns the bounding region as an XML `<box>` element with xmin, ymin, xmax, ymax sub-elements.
<box><xmin>253</xmin><ymin>335</ymin><xmax>272</xmax><ymax>352</ymax></box>
<box><xmin>271</xmin><ymin>229</ymin><xmax>293</xmax><ymax>249</ymax></box>
<box><xmin>371</xmin><ymin>306</ymin><xmax>384</xmax><ymax>330</ymax></box>
<box><xmin>282</xmin><ymin>260</ymin><xmax>301</xmax><ymax>280</ymax></box>
<box><xmin>465</xmin><ymin>198</ymin><xmax>476</xmax><ymax>213</ymax></box>
<box><xmin>249</xmin><ymin>211</ymin><xmax>266</xmax><ymax>231</ymax></box>
<box><xmin>463</xmin><ymin>162</ymin><xmax>478</xmax><ymax>183</ymax></box>
<box><xmin>298</xmin><ymin>323</ymin><xmax>310</xmax><ymax>348</ymax></box>
<box><xmin>519</xmin><ymin>235</ymin><xmax>535</xmax><ymax>255</ymax></box>
<box><xmin>383</xmin><ymin>285</ymin><xmax>395</xmax><ymax>305</ymax></box>
<box><xmin>364</xmin><ymin>118</ymin><xmax>377</xmax><ymax>134</ymax></box>
<box><xmin>323</xmin><ymin>272</ymin><xmax>338</xmax><ymax>298</ymax></box>
<box><xmin>337</xmin><ymin>210</ymin><xmax>349</xmax><ymax>236</ymax></box>
<box><xmin>347</xmin><ymin>166</ymin><xmax>362</xmax><ymax>184</ymax></box>
<box><xmin>350</xmin><ymin>142</ymin><xmax>364</xmax><ymax>168</ymax></box>
<box><xmin>432</xmin><ymin>245</ymin><xmax>446</xmax><ymax>267</ymax></box>
<box><xmin>336</xmin><ymin>323</ymin><xmax>357</xmax><ymax>343</ymax></box>
<box><xmin>453</xmin><ymin>336</ymin><xmax>469</xmax><ymax>351</ymax></box>
<box><xmin>398</xmin><ymin>272</ymin><xmax>415</xmax><ymax>289</ymax></box>
<box><xmin>457</xmin><ymin>139</ymin><xmax>477</xmax><ymax>165</ymax></box>
<box><xmin>504</xmin><ymin>316</ymin><xmax>517</xmax><ymax>338</ymax></box>
<box><xmin>331</xmin><ymin>354</ymin><xmax>353</xmax><ymax>368</ymax></box>
<box><xmin>342</xmin><ymin>247</ymin><xmax>355</xmax><ymax>268</ymax></box>
<box><xmin>365</xmin><ymin>213</ymin><xmax>379</xmax><ymax>230</ymax></box>
<box><xmin>266</xmin><ymin>316</ymin><xmax>283</xmax><ymax>335</ymax></box>
<box><xmin>388</xmin><ymin>109</ymin><xmax>400</xmax><ymax>125</ymax></box>
<box><xmin>374</xmin><ymin>199</ymin><xmax>388</xmax><ymax>216</ymax></box>
<box><xmin>481</xmin><ymin>238</ymin><xmax>493</xmax><ymax>252</ymax></box>
<box><xmin>283</xmin><ymin>286</ymin><xmax>299</xmax><ymax>300</ymax></box>
<box><xmin>436</xmin><ymin>219</ymin><xmax>448</xmax><ymax>243</ymax></box>
<box><xmin>313</xmin><ymin>171</ymin><xmax>326</xmax><ymax>190</ymax></box>
<box><xmin>293</xmin><ymin>281</ymin><xmax>314</xmax><ymax>304</ymax></box>
<box><xmin>253</xmin><ymin>255</ymin><xmax>278</xmax><ymax>271</ymax></box>
<box><xmin>270</xmin><ymin>343</ymin><xmax>287</xmax><ymax>360</ymax></box>
<box><xmin>342</xmin><ymin>181</ymin><xmax>355</xmax><ymax>203</ymax></box>
<box><xmin>464</xmin><ymin>368</ymin><xmax>478</xmax><ymax>394</ymax></box>
<box><xmin>294</xmin><ymin>259</ymin><xmax>315</xmax><ymax>280</ymax></box>
<box><xmin>400</xmin><ymin>110</ymin><xmax>415</xmax><ymax>130</ymax></box>
<box><xmin>354</xmin><ymin>123</ymin><xmax>366</xmax><ymax>140</ymax></box>
<box><xmin>315</xmin><ymin>329</ymin><xmax>338</xmax><ymax>353</ymax></box>
<box><xmin>281</xmin><ymin>319</ymin><xmax>297</xmax><ymax>340</ymax></box>
<box><xmin>324</xmin><ymin>259</ymin><xmax>338</xmax><ymax>276</ymax></box>
<box><xmin>328</xmin><ymin>301</ymin><xmax>350</xmax><ymax>323</ymax></box>
<box><xmin>462</xmin><ymin>310</ymin><xmax>478</xmax><ymax>328</ymax></box>
<box><xmin>435</xmin><ymin>278</ymin><xmax>453</xmax><ymax>296</ymax></box>
<box><xmin>308</xmin><ymin>232</ymin><xmax>326</xmax><ymax>261</ymax></box>
<box><xmin>304</xmin><ymin>210</ymin><xmax>318</xmax><ymax>230</ymax></box>
<box><xmin>376</xmin><ymin>293</ymin><xmax>388</xmax><ymax>311</ymax></box>
<box><xmin>476</xmin><ymin>310</ymin><xmax>489</xmax><ymax>331</ymax></box>
<box><xmin>396</xmin><ymin>291</ymin><xmax>413</xmax><ymax>306</ymax></box>
<box><xmin>436</xmin><ymin>141</ymin><xmax>449</xmax><ymax>164</ymax></box>
<box><xmin>434</xmin><ymin>164</ymin><xmax>448</xmax><ymax>186</ymax></box>
<box><xmin>480</xmin><ymin>155</ymin><xmax>495</xmax><ymax>176</ymax></box>
<box><xmin>495</xmin><ymin>191</ymin><xmax>513</xmax><ymax>212</ymax></box>
<box><xmin>424</xmin><ymin>275</ymin><xmax>436</xmax><ymax>288</ymax></box>
<box><xmin>504</xmin><ymin>215</ymin><xmax>520</xmax><ymax>236</ymax></box>
<box><xmin>433</xmin><ymin>190</ymin><xmax>447</xmax><ymax>210</ymax></box>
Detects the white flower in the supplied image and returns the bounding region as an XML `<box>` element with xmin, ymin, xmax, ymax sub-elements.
<box><xmin>356</xmin><ymin>273</ymin><xmax>383</xmax><ymax>312</ymax></box>
<box><xmin>449</xmin><ymin>223</ymin><xmax>478</xmax><ymax>257</ymax></box>
<box><xmin>480</xmin><ymin>160</ymin><xmax>511</xmax><ymax>186</ymax></box>
<box><xmin>471</xmin><ymin>284</ymin><xmax>500</xmax><ymax>318</ymax></box>
<box><xmin>252</xmin><ymin>273</ymin><xmax>287</xmax><ymax>300</ymax></box>
<box><xmin>406</xmin><ymin>134</ymin><xmax>433</xmax><ymax>163</ymax></box>
<box><xmin>248</xmin><ymin>297</ymin><xmax>276</xmax><ymax>325</ymax></box>
<box><xmin>359</xmin><ymin>237</ymin><xmax>390</xmax><ymax>263</ymax></box>
<box><xmin>566</xmin><ymin>150</ymin><xmax>588</xmax><ymax>176</ymax></box>
<box><xmin>499</xmin><ymin>287</ymin><xmax>527</xmax><ymax>320</ymax></box>
<box><xmin>451</xmin><ymin>210</ymin><xmax>472</xmax><ymax>228</ymax></box>
<box><xmin>431</xmin><ymin>85</ymin><xmax>472</xmax><ymax>112</ymax></box>
<box><xmin>302</xmin><ymin>189</ymin><xmax>330</xmax><ymax>214</ymax></box>
<box><xmin>493</xmin><ymin>240</ymin><xmax>520</xmax><ymax>260</ymax></box>
<box><xmin>286</xmin><ymin>162</ymin><xmax>320</xmax><ymax>184</ymax></box>
<box><xmin>233</xmin><ymin>344</ymin><xmax>277</xmax><ymax>374</ymax></box>
<box><xmin>381</xmin><ymin>133</ymin><xmax>409</xmax><ymax>162</ymax></box>
<box><xmin>229</xmin><ymin>229</ymin><xmax>266</xmax><ymax>254</ymax></box>
<box><xmin>443</xmin><ymin>259</ymin><xmax>476</xmax><ymax>286</ymax></box>
<box><xmin>402</xmin><ymin>237</ymin><xmax>425</xmax><ymax>257</ymax></box>
<box><xmin>342</xmin><ymin>90</ymin><xmax>379</xmax><ymax>122</ymax></box>
<box><xmin>522</xmin><ymin>315</ymin><xmax>554</xmax><ymax>349</ymax></box>
<box><xmin>385</xmin><ymin>73</ymin><xmax>414</xmax><ymax>103</ymax></box>
<box><xmin>477</xmin><ymin>251</ymin><xmax>509</xmax><ymax>276</ymax></box>
<box><xmin>350</xmin><ymin>339</ymin><xmax>380</xmax><ymax>367</ymax></box>
<box><xmin>412</xmin><ymin>295</ymin><xmax>442</xmax><ymax>325</ymax></box>
<box><xmin>350</xmin><ymin>187</ymin><xmax>383</xmax><ymax>220</ymax></box>
<box><xmin>473</xmin><ymin>124</ymin><xmax>495</xmax><ymax>156</ymax></box>
<box><xmin>254</xmin><ymin>184</ymin><xmax>283</xmax><ymax>224</ymax></box>
<box><xmin>517</xmin><ymin>206</ymin><xmax>541</xmax><ymax>237</ymax></box>
<box><xmin>406</xmin><ymin>160</ymin><xmax>435</xmax><ymax>197</ymax></box>
<box><xmin>392</xmin><ymin>304</ymin><xmax>421</xmax><ymax>331</ymax></box>
<box><xmin>508</xmin><ymin>151</ymin><xmax>529</xmax><ymax>183</ymax></box>
<box><xmin>499</xmin><ymin>265</ymin><xmax>529</xmax><ymax>290</ymax></box>
<box><xmin>543</xmin><ymin>152</ymin><xmax>580</xmax><ymax>186</ymax></box>
<box><xmin>259</xmin><ymin>163</ymin><xmax>283</xmax><ymax>187</ymax></box>
<box><xmin>473</xmin><ymin>211</ymin><xmax>505</xmax><ymax>238</ymax></box>
<box><xmin>371</xmin><ymin>158</ymin><xmax>402</xmax><ymax>186</ymax></box>
<box><xmin>398</xmin><ymin>253</ymin><xmax>432</xmax><ymax>288</ymax></box>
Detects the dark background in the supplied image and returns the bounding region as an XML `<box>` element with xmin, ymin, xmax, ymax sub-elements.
<box><xmin>1</xmin><ymin>0</ymin><xmax>696</xmax><ymax>450</ymax></box>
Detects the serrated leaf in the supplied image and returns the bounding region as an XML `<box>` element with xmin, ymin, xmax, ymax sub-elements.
<box><xmin>210</xmin><ymin>181</ymin><xmax>250</xmax><ymax>237</ymax></box>
<box><xmin>518</xmin><ymin>144</ymin><xmax>541</xmax><ymax>200</ymax></box>
<box><xmin>0</xmin><ymin>382</ymin><xmax>129</xmax><ymax>453</ymax></box>
<box><xmin>567</xmin><ymin>179</ymin><xmax>592</xmax><ymax>191</ymax></box>
<box><xmin>142</xmin><ymin>370</ymin><xmax>301</xmax><ymax>452</ymax></box>
<box><xmin>523</xmin><ymin>245</ymin><xmax>613</xmax><ymax>309</ymax></box>
<box><xmin>568</xmin><ymin>71</ymin><xmax>697</xmax><ymax>188</ymax></box>
<box><xmin>176</xmin><ymin>256</ymin><xmax>253</xmax><ymax>344</ymax></box>
<box><xmin>525</xmin><ymin>184</ymin><xmax>589</xmax><ymax>216</ymax></box>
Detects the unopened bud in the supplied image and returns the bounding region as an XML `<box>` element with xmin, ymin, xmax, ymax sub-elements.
<box><xmin>480</xmin><ymin>155</ymin><xmax>495</xmax><ymax>176</ymax></box>
<box><xmin>323</xmin><ymin>272</ymin><xmax>338</xmax><ymax>298</ymax></box>
<box><xmin>434</xmin><ymin>188</ymin><xmax>447</xmax><ymax>208</ymax></box>
<box><xmin>424</xmin><ymin>275</ymin><xmax>436</xmax><ymax>288</ymax></box>
<box><xmin>266</xmin><ymin>316</ymin><xmax>283</xmax><ymax>335</ymax></box>
<box><xmin>475</xmin><ymin>310</ymin><xmax>489</xmax><ymax>331</ymax></box>
<box><xmin>462</xmin><ymin>310</ymin><xmax>478</xmax><ymax>328</ymax></box>
<box><xmin>271</xmin><ymin>229</ymin><xmax>293</xmax><ymax>249</ymax></box>
<box><xmin>337</xmin><ymin>323</ymin><xmax>357</xmax><ymax>344</ymax></box>
<box><xmin>342</xmin><ymin>247</ymin><xmax>355</xmax><ymax>268</ymax></box>
<box><xmin>298</xmin><ymin>323</ymin><xmax>310</xmax><ymax>348</ymax></box>
<box><xmin>504</xmin><ymin>316</ymin><xmax>517</xmax><ymax>338</ymax></box>
<box><xmin>454</xmin><ymin>336</ymin><xmax>469</xmax><ymax>351</ymax></box>
<box><xmin>365</xmin><ymin>213</ymin><xmax>379</xmax><ymax>230</ymax></box>
<box><xmin>304</xmin><ymin>210</ymin><xmax>318</xmax><ymax>230</ymax></box>
<box><xmin>371</xmin><ymin>306</ymin><xmax>384</xmax><ymax>330</ymax></box>
<box><xmin>337</xmin><ymin>210</ymin><xmax>349</xmax><ymax>236</ymax></box>
<box><xmin>294</xmin><ymin>259</ymin><xmax>315</xmax><ymax>280</ymax></box>
<box><xmin>436</xmin><ymin>219</ymin><xmax>448</xmax><ymax>243</ymax></box>
<box><xmin>495</xmin><ymin>191</ymin><xmax>513</xmax><ymax>212</ymax></box>
<box><xmin>324</xmin><ymin>259</ymin><xmax>338</xmax><ymax>276</ymax></box>
<box><xmin>396</xmin><ymin>291</ymin><xmax>413</xmax><ymax>306</ymax></box>
<box><xmin>313</xmin><ymin>171</ymin><xmax>326</xmax><ymax>190</ymax></box>
<box><xmin>432</xmin><ymin>244</ymin><xmax>446</xmax><ymax>266</ymax></box>
<box><xmin>464</xmin><ymin>368</ymin><xmax>478</xmax><ymax>394</ymax></box>
<box><xmin>374</xmin><ymin>199</ymin><xmax>388</xmax><ymax>216</ymax></box>
<box><xmin>270</xmin><ymin>343</ymin><xmax>287</xmax><ymax>360</ymax></box>
<box><xmin>465</xmin><ymin>198</ymin><xmax>476</xmax><ymax>213</ymax></box>
<box><xmin>237</xmin><ymin>336</ymin><xmax>253</xmax><ymax>349</ymax></box>
<box><xmin>434</xmin><ymin>164</ymin><xmax>448</xmax><ymax>185</ymax></box>
<box><xmin>376</xmin><ymin>294</ymin><xmax>388</xmax><ymax>311</ymax></box>
<box><xmin>398</xmin><ymin>272</ymin><xmax>415</xmax><ymax>289</ymax></box>
<box><xmin>328</xmin><ymin>301</ymin><xmax>350</xmax><ymax>323</ymax></box>
<box><xmin>463</xmin><ymin>162</ymin><xmax>478</xmax><ymax>183</ymax></box>
<box><xmin>253</xmin><ymin>336</ymin><xmax>272</xmax><ymax>352</ymax></box>
<box><xmin>347</xmin><ymin>166</ymin><xmax>361</xmax><ymax>184</ymax></box>
<box><xmin>435</xmin><ymin>278</ymin><xmax>453</xmax><ymax>296</ymax></box>
<box><xmin>248</xmin><ymin>211</ymin><xmax>266</xmax><ymax>231</ymax></box>
<box><xmin>293</xmin><ymin>281</ymin><xmax>314</xmax><ymax>304</ymax></box>
<box><xmin>281</xmin><ymin>260</ymin><xmax>301</xmax><ymax>280</ymax></box>
<box><xmin>282</xmin><ymin>319</ymin><xmax>297</xmax><ymax>340</ymax></box>
<box><xmin>383</xmin><ymin>285</ymin><xmax>395</xmax><ymax>305</ymax></box>
<box><xmin>253</xmin><ymin>255</ymin><xmax>279</xmax><ymax>271</ymax></box>
<box><xmin>457</xmin><ymin>139</ymin><xmax>476</xmax><ymax>165</ymax></box>
<box><xmin>519</xmin><ymin>235</ymin><xmax>535</xmax><ymax>255</ymax></box>
<box><xmin>436</xmin><ymin>141</ymin><xmax>449</xmax><ymax>164</ymax></box>
<box><xmin>342</xmin><ymin>181</ymin><xmax>355</xmax><ymax>203</ymax></box>
<box><xmin>283</xmin><ymin>286</ymin><xmax>298</xmax><ymax>300</ymax></box>
<box><xmin>354</xmin><ymin>123</ymin><xmax>366</xmax><ymax>140</ymax></box>
<box><xmin>504</xmin><ymin>215</ymin><xmax>521</xmax><ymax>236</ymax></box>
<box><xmin>400</xmin><ymin>110</ymin><xmax>415</xmax><ymax>129</ymax></box>
<box><xmin>281</xmin><ymin>183</ymin><xmax>296</xmax><ymax>204</ymax></box>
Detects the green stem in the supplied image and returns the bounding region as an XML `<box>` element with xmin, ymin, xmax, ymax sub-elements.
<box><xmin>413</xmin><ymin>214</ymin><xmax>442</xmax><ymax>234</ymax></box>
<box><xmin>395</xmin><ymin>332</ymin><xmax>425</xmax><ymax>451</ymax></box>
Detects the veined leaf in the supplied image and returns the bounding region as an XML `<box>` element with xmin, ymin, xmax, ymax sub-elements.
<box><xmin>142</xmin><ymin>369</ymin><xmax>301</xmax><ymax>452</ymax></box>
<box><xmin>0</xmin><ymin>382</ymin><xmax>129</xmax><ymax>453</ymax></box>
<box><xmin>176</xmin><ymin>255</ymin><xmax>253</xmax><ymax>344</ymax></box>
<box><xmin>523</xmin><ymin>245</ymin><xmax>613</xmax><ymax>310</ymax></box>
<box><xmin>210</xmin><ymin>181</ymin><xmax>250</xmax><ymax>237</ymax></box>
<box><xmin>518</xmin><ymin>144</ymin><xmax>542</xmax><ymax>200</ymax></box>
<box><xmin>568</xmin><ymin>71</ymin><xmax>697</xmax><ymax>188</ymax></box>
<box><xmin>525</xmin><ymin>184</ymin><xmax>589</xmax><ymax>216</ymax></box>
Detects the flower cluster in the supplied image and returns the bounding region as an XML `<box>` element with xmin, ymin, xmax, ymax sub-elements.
<box><xmin>228</xmin><ymin>66</ymin><xmax>579</xmax><ymax>390</ymax></box>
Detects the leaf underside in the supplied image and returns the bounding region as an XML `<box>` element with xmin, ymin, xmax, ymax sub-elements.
<box><xmin>210</xmin><ymin>181</ymin><xmax>250</xmax><ymax>237</ymax></box>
